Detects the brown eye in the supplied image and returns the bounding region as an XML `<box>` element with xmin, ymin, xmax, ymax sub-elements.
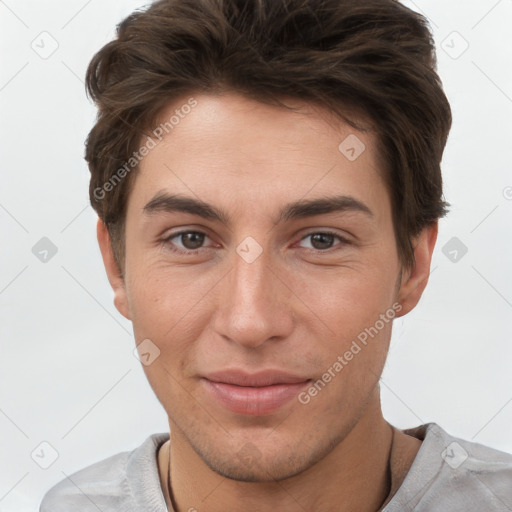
<box><xmin>298</xmin><ymin>232</ymin><xmax>349</xmax><ymax>251</ymax></box>
<box><xmin>179</xmin><ymin>232</ymin><xmax>205</xmax><ymax>249</ymax></box>
<box><xmin>310</xmin><ymin>233</ymin><xmax>335</xmax><ymax>250</ymax></box>
<box><xmin>164</xmin><ymin>231</ymin><xmax>211</xmax><ymax>253</ymax></box>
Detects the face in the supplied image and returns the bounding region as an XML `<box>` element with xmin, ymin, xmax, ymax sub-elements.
<box><xmin>99</xmin><ymin>92</ymin><xmax>434</xmax><ymax>482</ymax></box>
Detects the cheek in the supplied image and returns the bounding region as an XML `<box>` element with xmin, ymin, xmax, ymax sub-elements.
<box><xmin>126</xmin><ymin>261</ymin><xmax>219</xmax><ymax>348</ymax></box>
<box><xmin>127</xmin><ymin>266</ymin><xmax>209</xmax><ymax>404</ymax></box>
<box><xmin>292</xmin><ymin>260</ymin><xmax>397</xmax><ymax>334</ymax></box>
<box><xmin>285</xmin><ymin>253</ymin><xmax>397</xmax><ymax>387</ymax></box>
<box><xmin>299</xmin><ymin>294</ymin><xmax>393</xmax><ymax>416</ymax></box>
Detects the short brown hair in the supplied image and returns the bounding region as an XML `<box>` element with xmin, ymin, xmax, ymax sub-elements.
<box><xmin>85</xmin><ymin>0</ymin><xmax>451</xmax><ymax>274</ymax></box>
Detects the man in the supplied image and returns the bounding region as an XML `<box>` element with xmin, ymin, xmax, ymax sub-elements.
<box><xmin>40</xmin><ymin>0</ymin><xmax>512</xmax><ymax>510</ymax></box>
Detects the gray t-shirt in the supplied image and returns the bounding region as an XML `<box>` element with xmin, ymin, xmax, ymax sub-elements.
<box><xmin>39</xmin><ymin>422</ymin><xmax>512</xmax><ymax>511</ymax></box>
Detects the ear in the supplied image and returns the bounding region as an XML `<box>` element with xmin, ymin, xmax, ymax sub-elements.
<box><xmin>96</xmin><ymin>219</ymin><xmax>131</xmax><ymax>320</ymax></box>
<box><xmin>395</xmin><ymin>222</ymin><xmax>438</xmax><ymax>317</ymax></box>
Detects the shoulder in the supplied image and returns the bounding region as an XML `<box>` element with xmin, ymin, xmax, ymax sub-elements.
<box><xmin>39</xmin><ymin>433</ymin><xmax>169</xmax><ymax>512</ymax></box>
<box><xmin>39</xmin><ymin>451</ymin><xmax>130</xmax><ymax>512</ymax></box>
<box><xmin>386</xmin><ymin>423</ymin><xmax>512</xmax><ymax>511</ymax></box>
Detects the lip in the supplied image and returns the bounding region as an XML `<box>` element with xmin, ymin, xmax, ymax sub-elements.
<box><xmin>203</xmin><ymin>369</ymin><xmax>310</xmax><ymax>387</ymax></box>
<box><xmin>201</xmin><ymin>369</ymin><xmax>311</xmax><ymax>416</ymax></box>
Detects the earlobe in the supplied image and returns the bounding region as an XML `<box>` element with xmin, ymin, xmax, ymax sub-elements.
<box><xmin>96</xmin><ymin>219</ymin><xmax>131</xmax><ymax>320</ymax></box>
<box><xmin>395</xmin><ymin>222</ymin><xmax>438</xmax><ymax>318</ymax></box>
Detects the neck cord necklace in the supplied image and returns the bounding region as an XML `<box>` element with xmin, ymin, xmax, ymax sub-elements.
<box><xmin>378</xmin><ymin>425</ymin><xmax>396</xmax><ymax>511</ymax></box>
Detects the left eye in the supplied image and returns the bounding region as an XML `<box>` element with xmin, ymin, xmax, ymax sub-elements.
<box><xmin>298</xmin><ymin>232</ymin><xmax>347</xmax><ymax>251</ymax></box>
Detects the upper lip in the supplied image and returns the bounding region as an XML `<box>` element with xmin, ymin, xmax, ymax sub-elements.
<box><xmin>203</xmin><ymin>369</ymin><xmax>310</xmax><ymax>387</ymax></box>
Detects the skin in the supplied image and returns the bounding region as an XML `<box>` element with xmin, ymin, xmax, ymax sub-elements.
<box><xmin>98</xmin><ymin>92</ymin><xmax>436</xmax><ymax>512</ymax></box>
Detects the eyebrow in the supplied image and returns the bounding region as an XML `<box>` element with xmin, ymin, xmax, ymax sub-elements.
<box><xmin>143</xmin><ymin>192</ymin><xmax>374</xmax><ymax>225</ymax></box>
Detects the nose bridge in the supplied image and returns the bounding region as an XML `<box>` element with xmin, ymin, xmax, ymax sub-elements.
<box><xmin>212</xmin><ymin>240</ymin><xmax>293</xmax><ymax>348</ymax></box>
<box><xmin>232</xmin><ymin>245</ymin><xmax>271</xmax><ymax>307</ymax></box>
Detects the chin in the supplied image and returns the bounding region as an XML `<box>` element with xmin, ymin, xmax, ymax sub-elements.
<box><xmin>194</xmin><ymin>432</ymin><xmax>337</xmax><ymax>484</ymax></box>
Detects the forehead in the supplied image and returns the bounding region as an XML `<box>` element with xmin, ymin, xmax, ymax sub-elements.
<box><xmin>129</xmin><ymin>92</ymin><xmax>389</xmax><ymax>222</ymax></box>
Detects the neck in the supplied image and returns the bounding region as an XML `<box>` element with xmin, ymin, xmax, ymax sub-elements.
<box><xmin>162</xmin><ymin>388</ymin><xmax>400</xmax><ymax>512</ymax></box>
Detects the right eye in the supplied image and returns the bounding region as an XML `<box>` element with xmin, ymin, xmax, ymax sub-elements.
<box><xmin>163</xmin><ymin>230</ymin><xmax>214</xmax><ymax>254</ymax></box>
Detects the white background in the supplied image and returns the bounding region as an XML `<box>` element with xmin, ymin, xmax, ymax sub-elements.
<box><xmin>1</xmin><ymin>0</ymin><xmax>511</xmax><ymax>510</ymax></box>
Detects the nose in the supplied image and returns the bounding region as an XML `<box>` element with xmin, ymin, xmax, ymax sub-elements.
<box><xmin>211</xmin><ymin>243</ymin><xmax>295</xmax><ymax>349</ymax></box>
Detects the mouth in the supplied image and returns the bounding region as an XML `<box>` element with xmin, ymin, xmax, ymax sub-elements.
<box><xmin>200</xmin><ymin>369</ymin><xmax>311</xmax><ymax>416</ymax></box>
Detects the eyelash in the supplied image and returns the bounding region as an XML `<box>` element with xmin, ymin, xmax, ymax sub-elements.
<box><xmin>161</xmin><ymin>230</ymin><xmax>350</xmax><ymax>255</ymax></box>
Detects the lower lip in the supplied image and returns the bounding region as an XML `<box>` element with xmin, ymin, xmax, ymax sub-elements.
<box><xmin>201</xmin><ymin>378</ymin><xmax>311</xmax><ymax>416</ymax></box>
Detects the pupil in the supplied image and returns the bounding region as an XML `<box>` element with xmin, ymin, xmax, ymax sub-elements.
<box><xmin>182</xmin><ymin>232</ymin><xmax>204</xmax><ymax>249</ymax></box>
<box><xmin>311</xmin><ymin>233</ymin><xmax>333</xmax><ymax>250</ymax></box>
